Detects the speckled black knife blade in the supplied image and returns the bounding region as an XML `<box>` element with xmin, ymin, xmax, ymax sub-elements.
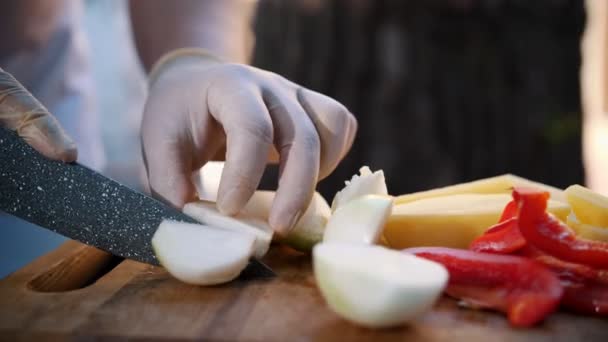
<box><xmin>0</xmin><ymin>127</ymin><xmax>274</xmax><ymax>278</ymax></box>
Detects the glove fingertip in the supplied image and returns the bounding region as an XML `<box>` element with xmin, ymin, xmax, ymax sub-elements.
<box><xmin>20</xmin><ymin>132</ymin><xmax>77</xmax><ymax>163</ymax></box>
<box><xmin>149</xmin><ymin>174</ymin><xmax>196</xmax><ymax>210</ymax></box>
<box><xmin>269</xmin><ymin>206</ymin><xmax>303</xmax><ymax>238</ymax></box>
<box><xmin>57</xmin><ymin>140</ymin><xmax>78</xmax><ymax>163</ymax></box>
<box><xmin>217</xmin><ymin>188</ymin><xmax>247</xmax><ymax>216</ymax></box>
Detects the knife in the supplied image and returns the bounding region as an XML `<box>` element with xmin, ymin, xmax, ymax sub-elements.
<box><xmin>0</xmin><ymin>127</ymin><xmax>275</xmax><ymax>279</ymax></box>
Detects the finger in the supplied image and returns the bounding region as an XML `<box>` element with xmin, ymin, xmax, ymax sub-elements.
<box><xmin>297</xmin><ymin>87</ymin><xmax>357</xmax><ymax>180</ymax></box>
<box><xmin>212</xmin><ymin>144</ymin><xmax>279</xmax><ymax>163</ymax></box>
<box><xmin>141</xmin><ymin>97</ymin><xmax>197</xmax><ymax>208</ymax></box>
<box><xmin>207</xmin><ymin>82</ymin><xmax>273</xmax><ymax>216</ymax></box>
<box><xmin>264</xmin><ymin>88</ymin><xmax>321</xmax><ymax>236</ymax></box>
<box><xmin>0</xmin><ymin>69</ymin><xmax>77</xmax><ymax>162</ymax></box>
<box><xmin>344</xmin><ymin>109</ymin><xmax>358</xmax><ymax>154</ymax></box>
<box><xmin>144</xmin><ymin>142</ymin><xmax>197</xmax><ymax>209</ymax></box>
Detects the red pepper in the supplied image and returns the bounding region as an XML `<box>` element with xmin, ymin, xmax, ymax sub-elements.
<box><xmin>499</xmin><ymin>199</ymin><xmax>519</xmax><ymax>222</ymax></box>
<box><xmin>518</xmin><ymin>245</ymin><xmax>608</xmax><ymax>285</ymax></box>
<box><xmin>514</xmin><ymin>187</ymin><xmax>608</xmax><ymax>269</ymax></box>
<box><xmin>470</xmin><ymin>218</ymin><xmax>526</xmax><ymax>254</ymax></box>
<box><xmin>469</xmin><ymin>200</ymin><xmax>526</xmax><ymax>254</ymax></box>
<box><xmin>518</xmin><ymin>245</ymin><xmax>608</xmax><ymax>315</ymax></box>
<box><xmin>404</xmin><ymin>247</ymin><xmax>563</xmax><ymax>327</ymax></box>
<box><xmin>561</xmin><ymin>281</ymin><xmax>608</xmax><ymax>315</ymax></box>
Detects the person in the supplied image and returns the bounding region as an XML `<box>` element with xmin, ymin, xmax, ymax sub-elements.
<box><xmin>0</xmin><ymin>0</ymin><xmax>357</xmax><ymax>275</ymax></box>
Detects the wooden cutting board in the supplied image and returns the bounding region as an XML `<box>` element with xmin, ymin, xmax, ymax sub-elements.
<box><xmin>1</xmin><ymin>240</ymin><xmax>607</xmax><ymax>341</ymax></box>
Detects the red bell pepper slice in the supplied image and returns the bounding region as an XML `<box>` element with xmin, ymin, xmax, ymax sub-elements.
<box><xmin>404</xmin><ymin>247</ymin><xmax>563</xmax><ymax>327</ymax></box>
<box><xmin>469</xmin><ymin>200</ymin><xmax>526</xmax><ymax>254</ymax></box>
<box><xmin>518</xmin><ymin>245</ymin><xmax>608</xmax><ymax>285</ymax></box>
<box><xmin>470</xmin><ymin>218</ymin><xmax>526</xmax><ymax>254</ymax></box>
<box><xmin>561</xmin><ymin>281</ymin><xmax>608</xmax><ymax>315</ymax></box>
<box><xmin>446</xmin><ymin>285</ymin><xmax>510</xmax><ymax>311</ymax></box>
<box><xmin>518</xmin><ymin>245</ymin><xmax>608</xmax><ymax>315</ymax></box>
<box><xmin>499</xmin><ymin>199</ymin><xmax>519</xmax><ymax>222</ymax></box>
<box><xmin>514</xmin><ymin>187</ymin><xmax>608</xmax><ymax>269</ymax></box>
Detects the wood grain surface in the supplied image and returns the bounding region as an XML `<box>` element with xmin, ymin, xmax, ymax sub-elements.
<box><xmin>1</xmin><ymin>240</ymin><xmax>607</xmax><ymax>341</ymax></box>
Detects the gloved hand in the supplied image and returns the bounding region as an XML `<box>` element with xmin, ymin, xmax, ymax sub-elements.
<box><xmin>0</xmin><ymin>67</ymin><xmax>77</xmax><ymax>162</ymax></box>
<box><xmin>142</xmin><ymin>48</ymin><xmax>357</xmax><ymax>236</ymax></box>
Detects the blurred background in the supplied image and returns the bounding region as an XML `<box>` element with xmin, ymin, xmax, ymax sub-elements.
<box><xmin>1</xmin><ymin>0</ymin><xmax>604</xmax><ymax>276</ymax></box>
<box><xmin>252</xmin><ymin>0</ymin><xmax>586</xmax><ymax>198</ymax></box>
<box><xmin>85</xmin><ymin>0</ymin><xmax>589</xmax><ymax>199</ymax></box>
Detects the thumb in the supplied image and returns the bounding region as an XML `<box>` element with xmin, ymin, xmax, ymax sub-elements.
<box><xmin>0</xmin><ymin>68</ymin><xmax>77</xmax><ymax>162</ymax></box>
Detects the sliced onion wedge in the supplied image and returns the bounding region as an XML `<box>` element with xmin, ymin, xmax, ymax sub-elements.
<box><xmin>183</xmin><ymin>201</ymin><xmax>273</xmax><ymax>258</ymax></box>
<box><xmin>313</xmin><ymin>243</ymin><xmax>448</xmax><ymax>328</ymax></box>
<box><xmin>192</xmin><ymin>161</ymin><xmax>225</xmax><ymax>202</ymax></box>
<box><xmin>192</xmin><ymin>161</ymin><xmax>331</xmax><ymax>252</ymax></box>
<box><xmin>239</xmin><ymin>191</ymin><xmax>331</xmax><ymax>252</ymax></box>
<box><xmin>280</xmin><ymin>192</ymin><xmax>332</xmax><ymax>251</ymax></box>
<box><xmin>331</xmin><ymin>166</ymin><xmax>388</xmax><ymax>212</ymax></box>
<box><xmin>152</xmin><ymin>220</ymin><xmax>255</xmax><ymax>285</ymax></box>
<box><xmin>324</xmin><ymin>194</ymin><xmax>393</xmax><ymax>244</ymax></box>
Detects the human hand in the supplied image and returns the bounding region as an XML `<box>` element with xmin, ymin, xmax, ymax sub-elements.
<box><xmin>0</xmin><ymin>67</ymin><xmax>77</xmax><ymax>162</ymax></box>
<box><xmin>141</xmin><ymin>49</ymin><xmax>357</xmax><ymax>235</ymax></box>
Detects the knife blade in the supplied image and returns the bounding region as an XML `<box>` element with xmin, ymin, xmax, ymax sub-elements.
<box><xmin>0</xmin><ymin>127</ymin><xmax>275</xmax><ymax>278</ymax></box>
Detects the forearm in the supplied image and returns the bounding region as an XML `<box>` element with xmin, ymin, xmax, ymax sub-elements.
<box><xmin>129</xmin><ymin>0</ymin><xmax>257</xmax><ymax>71</ymax></box>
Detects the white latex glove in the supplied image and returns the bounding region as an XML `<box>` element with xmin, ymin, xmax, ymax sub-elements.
<box><xmin>0</xmin><ymin>67</ymin><xmax>77</xmax><ymax>162</ymax></box>
<box><xmin>141</xmin><ymin>48</ymin><xmax>357</xmax><ymax>235</ymax></box>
